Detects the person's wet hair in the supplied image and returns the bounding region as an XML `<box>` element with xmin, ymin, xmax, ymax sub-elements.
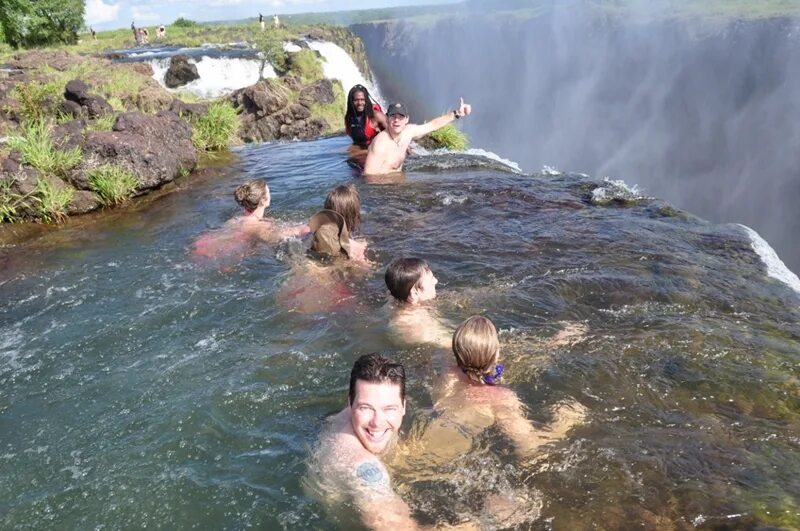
<box><xmin>385</xmin><ymin>257</ymin><xmax>430</xmax><ymax>302</ymax></box>
<box><xmin>345</xmin><ymin>84</ymin><xmax>375</xmax><ymax>122</ymax></box>
<box><xmin>234</xmin><ymin>180</ymin><xmax>267</xmax><ymax>212</ymax></box>
<box><xmin>452</xmin><ymin>316</ymin><xmax>501</xmax><ymax>385</ymax></box>
<box><xmin>324</xmin><ymin>184</ymin><xmax>361</xmax><ymax>233</ymax></box>
<box><xmin>348</xmin><ymin>353</ymin><xmax>406</xmax><ymax>405</ymax></box>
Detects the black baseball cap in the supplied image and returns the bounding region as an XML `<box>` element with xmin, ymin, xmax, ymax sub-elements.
<box><xmin>386</xmin><ymin>103</ymin><xmax>408</xmax><ymax>117</ymax></box>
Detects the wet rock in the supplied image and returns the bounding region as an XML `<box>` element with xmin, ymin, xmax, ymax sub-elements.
<box><xmin>66</xmin><ymin>190</ymin><xmax>102</xmax><ymax>214</ymax></box>
<box><xmin>299</xmin><ymin>79</ymin><xmax>335</xmax><ymax>107</ymax></box>
<box><xmin>164</xmin><ymin>55</ymin><xmax>199</xmax><ymax>88</ymax></box>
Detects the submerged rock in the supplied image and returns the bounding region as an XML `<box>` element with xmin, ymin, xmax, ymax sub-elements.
<box><xmin>164</xmin><ymin>55</ymin><xmax>199</xmax><ymax>89</ymax></box>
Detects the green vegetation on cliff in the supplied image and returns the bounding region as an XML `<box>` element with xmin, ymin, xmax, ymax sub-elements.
<box><xmin>192</xmin><ymin>101</ymin><xmax>241</xmax><ymax>151</ymax></box>
<box><xmin>88</xmin><ymin>165</ymin><xmax>138</xmax><ymax>206</ymax></box>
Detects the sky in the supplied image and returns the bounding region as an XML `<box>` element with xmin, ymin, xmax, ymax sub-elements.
<box><xmin>84</xmin><ymin>0</ymin><xmax>458</xmax><ymax>30</ymax></box>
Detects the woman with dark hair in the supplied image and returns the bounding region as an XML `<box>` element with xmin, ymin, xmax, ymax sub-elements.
<box><xmin>344</xmin><ymin>84</ymin><xmax>387</xmax><ymax>148</ymax></box>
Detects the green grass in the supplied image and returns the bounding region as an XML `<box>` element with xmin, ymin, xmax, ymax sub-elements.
<box><xmin>0</xmin><ymin>178</ymin><xmax>32</xmax><ymax>223</ymax></box>
<box><xmin>99</xmin><ymin>68</ymin><xmax>144</xmax><ymax>101</ymax></box>
<box><xmin>8</xmin><ymin>121</ymin><xmax>83</xmax><ymax>177</ymax></box>
<box><xmin>309</xmin><ymin>80</ymin><xmax>346</xmax><ymax>133</ymax></box>
<box><xmin>191</xmin><ymin>101</ymin><xmax>240</xmax><ymax>151</ymax></box>
<box><xmin>426</xmin><ymin>124</ymin><xmax>469</xmax><ymax>151</ymax></box>
<box><xmin>88</xmin><ymin>164</ymin><xmax>138</xmax><ymax>206</ymax></box>
<box><xmin>33</xmin><ymin>177</ymin><xmax>74</xmax><ymax>223</ymax></box>
<box><xmin>86</xmin><ymin>114</ymin><xmax>117</xmax><ymax>132</ymax></box>
<box><xmin>286</xmin><ymin>49</ymin><xmax>324</xmax><ymax>84</ymax></box>
<box><xmin>12</xmin><ymin>80</ymin><xmax>64</xmax><ymax>123</ymax></box>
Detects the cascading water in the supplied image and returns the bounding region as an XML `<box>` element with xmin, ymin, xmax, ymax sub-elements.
<box><xmin>306</xmin><ymin>40</ymin><xmax>384</xmax><ymax>105</ymax></box>
<box><xmin>148</xmin><ymin>56</ymin><xmax>269</xmax><ymax>99</ymax></box>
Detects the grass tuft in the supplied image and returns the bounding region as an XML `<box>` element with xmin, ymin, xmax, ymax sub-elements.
<box><xmin>0</xmin><ymin>178</ymin><xmax>32</xmax><ymax>223</ymax></box>
<box><xmin>426</xmin><ymin>124</ymin><xmax>469</xmax><ymax>151</ymax></box>
<box><xmin>88</xmin><ymin>164</ymin><xmax>138</xmax><ymax>206</ymax></box>
<box><xmin>12</xmin><ymin>81</ymin><xmax>64</xmax><ymax>123</ymax></box>
<box><xmin>33</xmin><ymin>178</ymin><xmax>74</xmax><ymax>223</ymax></box>
<box><xmin>87</xmin><ymin>114</ymin><xmax>117</xmax><ymax>132</ymax></box>
<box><xmin>191</xmin><ymin>101</ymin><xmax>240</xmax><ymax>151</ymax></box>
<box><xmin>8</xmin><ymin>121</ymin><xmax>83</xmax><ymax>177</ymax></box>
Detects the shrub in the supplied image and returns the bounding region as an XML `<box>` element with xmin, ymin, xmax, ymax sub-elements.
<box><xmin>191</xmin><ymin>101</ymin><xmax>240</xmax><ymax>151</ymax></box>
<box><xmin>33</xmin><ymin>177</ymin><xmax>73</xmax><ymax>223</ymax></box>
<box><xmin>310</xmin><ymin>80</ymin><xmax>346</xmax><ymax>133</ymax></box>
<box><xmin>88</xmin><ymin>164</ymin><xmax>138</xmax><ymax>206</ymax></box>
<box><xmin>173</xmin><ymin>18</ymin><xmax>199</xmax><ymax>28</ymax></box>
<box><xmin>7</xmin><ymin>121</ymin><xmax>83</xmax><ymax>177</ymax></box>
<box><xmin>12</xmin><ymin>80</ymin><xmax>63</xmax><ymax>123</ymax></box>
<box><xmin>286</xmin><ymin>49</ymin><xmax>323</xmax><ymax>83</ymax></box>
<box><xmin>426</xmin><ymin>124</ymin><xmax>469</xmax><ymax>151</ymax></box>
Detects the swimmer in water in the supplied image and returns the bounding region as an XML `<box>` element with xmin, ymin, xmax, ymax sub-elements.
<box><xmin>384</xmin><ymin>257</ymin><xmax>452</xmax><ymax>348</ymax></box>
<box><xmin>305</xmin><ymin>353</ymin><xmax>477</xmax><ymax>530</ymax></box>
<box><xmin>323</xmin><ymin>184</ymin><xmax>370</xmax><ymax>264</ymax></box>
<box><xmin>192</xmin><ymin>179</ymin><xmax>308</xmax><ymax>260</ymax></box>
<box><xmin>362</xmin><ymin>98</ymin><xmax>472</xmax><ymax>176</ymax></box>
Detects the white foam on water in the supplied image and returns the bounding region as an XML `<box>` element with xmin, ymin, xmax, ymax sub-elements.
<box><xmin>739</xmin><ymin>224</ymin><xmax>800</xmax><ymax>295</ymax></box>
<box><xmin>283</xmin><ymin>42</ymin><xmax>301</xmax><ymax>53</ymax></box>
<box><xmin>148</xmin><ymin>57</ymin><xmax>270</xmax><ymax>99</ymax></box>
<box><xmin>305</xmin><ymin>41</ymin><xmax>383</xmax><ymax>104</ymax></box>
<box><xmin>465</xmin><ymin>148</ymin><xmax>521</xmax><ymax>172</ymax></box>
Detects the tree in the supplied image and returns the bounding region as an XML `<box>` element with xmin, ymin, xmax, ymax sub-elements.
<box><xmin>0</xmin><ymin>0</ymin><xmax>84</xmax><ymax>49</ymax></box>
<box><xmin>252</xmin><ymin>28</ymin><xmax>287</xmax><ymax>80</ymax></box>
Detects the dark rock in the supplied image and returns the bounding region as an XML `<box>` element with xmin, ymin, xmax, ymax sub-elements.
<box><xmin>66</xmin><ymin>190</ymin><xmax>102</xmax><ymax>214</ymax></box>
<box><xmin>59</xmin><ymin>99</ymin><xmax>84</xmax><ymax>118</ymax></box>
<box><xmin>51</xmin><ymin>119</ymin><xmax>86</xmax><ymax>150</ymax></box>
<box><xmin>281</xmin><ymin>74</ymin><xmax>303</xmax><ymax>92</ymax></box>
<box><xmin>292</xmin><ymin>39</ymin><xmax>311</xmax><ymax>49</ymax></box>
<box><xmin>1</xmin><ymin>154</ymin><xmax>21</xmax><ymax>174</ymax></box>
<box><xmin>83</xmin><ymin>96</ymin><xmax>113</xmax><ymax>118</ymax></box>
<box><xmin>84</xmin><ymin>111</ymin><xmax>196</xmax><ymax>191</ymax></box>
<box><xmin>299</xmin><ymin>79</ymin><xmax>335</xmax><ymax>107</ymax></box>
<box><xmin>8</xmin><ymin>50</ymin><xmax>83</xmax><ymax>72</ymax></box>
<box><xmin>164</xmin><ymin>55</ymin><xmax>199</xmax><ymax>88</ymax></box>
<box><xmin>230</xmin><ymin>80</ymin><xmax>290</xmax><ymax>118</ymax></box>
<box><xmin>169</xmin><ymin>99</ymin><xmax>209</xmax><ymax>120</ymax></box>
<box><xmin>64</xmin><ymin>79</ymin><xmax>113</xmax><ymax>118</ymax></box>
<box><xmin>64</xmin><ymin>79</ymin><xmax>91</xmax><ymax>103</ymax></box>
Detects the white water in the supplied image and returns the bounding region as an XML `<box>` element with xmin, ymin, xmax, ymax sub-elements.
<box><xmin>739</xmin><ymin>224</ymin><xmax>800</xmax><ymax>295</ymax></box>
<box><xmin>146</xmin><ymin>40</ymin><xmax>376</xmax><ymax>101</ymax></box>
<box><xmin>148</xmin><ymin>57</ymin><xmax>271</xmax><ymax>99</ymax></box>
<box><xmin>305</xmin><ymin>41</ymin><xmax>384</xmax><ymax>106</ymax></box>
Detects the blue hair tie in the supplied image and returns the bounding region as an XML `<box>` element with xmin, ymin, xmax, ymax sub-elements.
<box><xmin>482</xmin><ymin>364</ymin><xmax>504</xmax><ymax>385</ymax></box>
<box><xmin>462</xmin><ymin>364</ymin><xmax>504</xmax><ymax>385</ymax></box>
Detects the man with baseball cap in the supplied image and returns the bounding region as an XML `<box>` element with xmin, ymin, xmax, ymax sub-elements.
<box><xmin>363</xmin><ymin>98</ymin><xmax>472</xmax><ymax>176</ymax></box>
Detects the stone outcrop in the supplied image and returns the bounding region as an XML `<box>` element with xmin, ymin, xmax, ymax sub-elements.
<box><xmin>164</xmin><ymin>55</ymin><xmax>199</xmax><ymax>88</ymax></box>
<box><xmin>78</xmin><ymin>111</ymin><xmax>197</xmax><ymax>192</ymax></box>
<box><xmin>64</xmin><ymin>79</ymin><xmax>113</xmax><ymax>118</ymax></box>
<box><xmin>230</xmin><ymin>78</ymin><xmax>331</xmax><ymax>143</ymax></box>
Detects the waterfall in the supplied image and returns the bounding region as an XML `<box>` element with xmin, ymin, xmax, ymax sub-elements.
<box><xmin>305</xmin><ymin>41</ymin><xmax>384</xmax><ymax>105</ymax></box>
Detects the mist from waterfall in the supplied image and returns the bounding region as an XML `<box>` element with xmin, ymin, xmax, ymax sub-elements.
<box><xmin>354</xmin><ymin>4</ymin><xmax>800</xmax><ymax>273</ymax></box>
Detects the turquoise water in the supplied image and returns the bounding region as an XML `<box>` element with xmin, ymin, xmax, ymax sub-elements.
<box><xmin>2</xmin><ymin>136</ymin><xmax>799</xmax><ymax>528</ymax></box>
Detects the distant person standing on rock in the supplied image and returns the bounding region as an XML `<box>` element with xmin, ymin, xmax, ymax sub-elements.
<box><xmin>131</xmin><ymin>21</ymin><xmax>141</xmax><ymax>46</ymax></box>
<box><xmin>259</xmin><ymin>13</ymin><xmax>265</xmax><ymax>31</ymax></box>
<box><xmin>90</xmin><ymin>27</ymin><xmax>97</xmax><ymax>40</ymax></box>
<box><xmin>273</xmin><ymin>14</ymin><xmax>280</xmax><ymax>28</ymax></box>
<box><xmin>157</xmin><ymin>25</ymin><xmax>166</xmax><ymax>40</ymax></box>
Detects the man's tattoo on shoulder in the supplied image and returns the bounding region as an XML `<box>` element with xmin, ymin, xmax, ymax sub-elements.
<box><xmin>356</xmin><ymin>462</ymin><xmax>384</xmax><ymax>486</ymax></box>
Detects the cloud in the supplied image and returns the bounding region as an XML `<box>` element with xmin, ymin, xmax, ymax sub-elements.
<box><xmin>85</xmin><ymin>0</ymin><xmax>120</xmax><ymax>25</ymax></box>
<box><xmin>131</xmin><ymin>6</ymin><xmax>161</xmax><ymax>22</ymax></box>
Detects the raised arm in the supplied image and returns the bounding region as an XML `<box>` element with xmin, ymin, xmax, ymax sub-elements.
<box><xmin>410</xmin><ymin>98</ymin><xmax>472</xmax><ymax>140</ymax></box>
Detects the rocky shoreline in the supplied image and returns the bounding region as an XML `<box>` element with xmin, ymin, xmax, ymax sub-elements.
<box><xmin>0</xmin><ymin>28</ymin><xmax>365</xmax><ymax>225</ymax></box>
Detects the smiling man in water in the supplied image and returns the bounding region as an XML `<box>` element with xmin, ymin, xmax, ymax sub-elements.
<box><xmin>306</xmin><ymin>353</ymin><xmax>420</xmax><ymax>529</ymax></box>
<box><xmin>362</xmin><ymin>98</ymin><xmax>472</xmax><ymax>176</ymax></box>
